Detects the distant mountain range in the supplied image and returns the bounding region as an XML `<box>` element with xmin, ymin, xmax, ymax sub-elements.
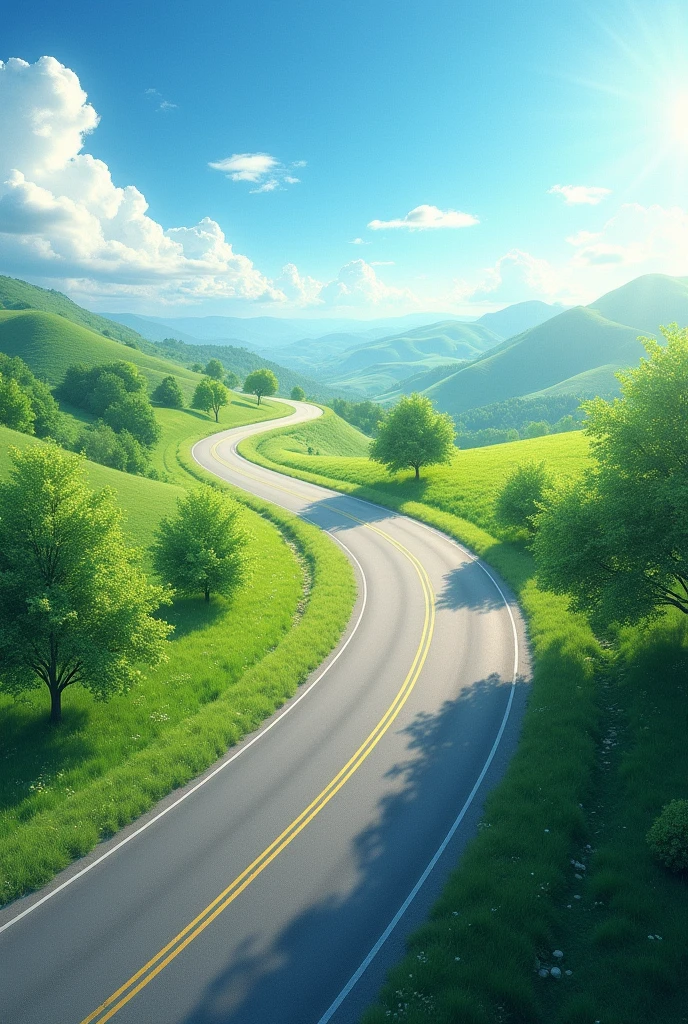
<box><xmin>418</xmin><ymin>274</ymin><xmax>688</xmax><ymax>416</ymax></box>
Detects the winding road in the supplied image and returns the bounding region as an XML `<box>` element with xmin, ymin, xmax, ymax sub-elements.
<box><xmin>0</xmin><ymin>401</ymin><xmax>529</xmax><ymax>1024</ymax></box>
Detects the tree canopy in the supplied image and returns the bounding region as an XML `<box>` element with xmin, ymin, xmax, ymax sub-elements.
<box><xmin>224</xmin><ymin>370</ymin><xmax>241</xmax><ymax>390</ymax></box>
<box><xmin>243</xmin><ymin>368</ymin><xmax>278</xmax><ymax>405</ymax></box>
<box><xmin>152</xmin><ymin>375</ymin><xmax>184</xmax><ymax>408</ymax></box>
<box><xmin>369</xmin><ymin>393</ymin><xmax>456</xmax><ymax>480</ymax></box>
<box><xmin>204</xmin><ymin>358</ymin><xmax>225</xmax><ymax>381</ymax></box>
<box><xmin>192</xmin><ymin>376</ymin><xmax>229</xmax><ymax>422</ymax></box>
<box><xmin>153</xmin><ymin>486</ymin><xmax>252</xmax><ymax>602</ymax></box>
<box><xmin>494</xmin><ymin>461</ymin><xmax>552</xmax><ymax>539</ymax></box>
<box><xmin>0</xmin><ymin>444</ymin><xmax>171</xmax><ymax>722</ymax></box>
<box><xmin>534</xmin><ymin>325</ymin><xmax>688</xmax><ymax>629</ymax></box>
<box><xmin>290</xmin><ymin>385</ymin><xmax>306</xmax><ymax>402</ymax></box>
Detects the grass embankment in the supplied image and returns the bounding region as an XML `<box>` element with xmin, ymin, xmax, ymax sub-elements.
<box><xmin>240</xmin><ymin>410</ymin><xmax>688</xmax><ymax>1024</ymax></box>
<box><xmin>0</xmin><ymin>410</ymin><xmax>356</xmax><ymax>906</ymax></box>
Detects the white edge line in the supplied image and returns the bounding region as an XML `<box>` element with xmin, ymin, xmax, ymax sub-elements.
<box><xmin>0</xmin><ymin>409</ymin><xmax>365</xmax><ymax>937</ymax></box>
<box><xmin>209</xmin><ymin>404</ymin><xmax>525</xmax><ymax>1024</ymax></box>
<box><xmin>316</xmin><ymin>548</ymin><xmax>521</xmax><ymax>1024</ymax></box>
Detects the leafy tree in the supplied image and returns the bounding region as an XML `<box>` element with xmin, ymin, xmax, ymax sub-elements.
<box><xmin>152</xmin><ymin>375</ymin><xmax>184</xmax><ymax>408</ymax></box>
<box><xmin>534</xmin><ymin>325</ymin><xmax>688</xmax><ymax>629</ymax></box>
<box><xmin>494</xmin><ymin>461</ymin><xmax>552</xmax><ymax>538</ymax></box>
<box><xmin>523</xmin><ymin>420</ymin><xmax>550</xmax><ymax>438</ymax></box>
<box><xmin>190</xmin><ymin>362</ymin><xmax>204</xmax><ymax>373</ymax></box>
<box><xmin>0</xmin><ymin>444</ymin><xmax>171</xmax><ymax>722</ymax></box>
<box><xmin>0</xmin><ymin>374</ymin><xmax>35</xmax><ymax>434</ymax></box>
<box><xmin>224</xmin><ymin>370</ymin><xmax>240</xmax><ymax>390</ymax></box>
<box><xmin>330</xmin><ymin>398</ymin><xmax>382</xmax><ymax>436</ymax></box>
<box><xmin>243</xmin><ymin>368</ymin><xmax>278</xmax><ymax>405</ymax></box>
<box><xmin>76</xmin><ymin>423</ymin><xmax>149</xmax><ymax>474</ymax></box>
<box><xmin>192</xmin><ymin>377</ymin><xmax>229</xmax><ymax>422</ymax></box>
<box><xmin>204</xmin><ymin>358</ymin><xmax>225</xmax><ymax>380</ymax></box>
<box><xmin>104</xmin><ymin>393</ymin><xmax>161</xmax><ymax>447</ymax></box>
<box><xmin>0</xmin><ymin>354</ymin><xmax>63</xmax><ymax>438</ymax></box>
<box><xmin>290</xmin><ymin>385</ymin><xmax>306</xmax><ymax>401</ymax></box>
<box><xmin>369</xmin><ymin>393</ymin><xmax>456</xmax><ymax>481</ymax></box>
<box><xmin>153</xmin><ymin>487</ymin><xmax>252</xmax><ymax>602</ymax></box>
<box><xmin>57</xmin><ymin>361</ymin><xmax>147</xmax><ymax>418</ymax></box>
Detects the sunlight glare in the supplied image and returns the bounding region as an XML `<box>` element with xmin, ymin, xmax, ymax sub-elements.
<box><xmin>667</xmin><ymin>90</ymin><xmax>688</xmax><ymax>147</ymax></box>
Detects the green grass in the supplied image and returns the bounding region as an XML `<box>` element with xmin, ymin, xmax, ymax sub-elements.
<box><xmin>0</xmin><ymin>415</ymin><xmax>356</xmax><ymax>906</ymax></box>
<box><xmin>239</xmin><ymin>409</ymin><xmax>688</xmax><ymax>1024</ymax></box>
<box><xmin>0</xmin><ymin>309</ymin><xmax>203</xmax><ymax>400</ymax></box>
<box><xmin>241</xmin><ymin>409</ymin><xmax>589</xmax><ymax>533</ymax></box>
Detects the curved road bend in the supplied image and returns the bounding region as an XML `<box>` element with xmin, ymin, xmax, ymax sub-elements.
<box><xmin>0</xmin><ymin>401</ymin><xmax>530</xmax><ymax>1024</ymax></box>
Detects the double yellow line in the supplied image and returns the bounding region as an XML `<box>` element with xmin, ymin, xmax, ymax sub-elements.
<box><xmin>81</xmin><ymin>439</ymin><xmax>435</xmax><ymax>1024</ymax></box>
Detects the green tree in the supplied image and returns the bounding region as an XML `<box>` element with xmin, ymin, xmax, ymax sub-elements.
<box><xmin>192</xmin><ymin>377</ymin><xmax>229</xmax><ymax>422</ymax></box>
<box><xmin>0</xmin><ymin>374</ymin><xmax>35</xmax><ymax>434</ymax></box>
<box><xmin>152</xmin><ymin>375</ymin><xmax>184</xmax><ymax>408</ymax></box>
<box><xmin>153</xmin><ymin>487</ymin><xmax>252</xmax><ymax>602</ymax></box>
<box><xmin>534</xmin><ymin>325</ymin><xmax>688</xmax><ymax>628</ymax></box>
<box><xmin>522</xmin><ymin>420</ymin><xmax>550</xmax><ymax>439</ymax></box>
<box><xmin>494</xmin><ymin>461</ymin><xmax>552</xmax><ymax>538</ymax></box>
<box><xmin>369</xmin><ymin>393</ymin><xmax>456</xmax><ymax>480</ymax></box>
<box><xmin>243</xmin><ymin>368</ymin><xmax>278</xmax><ymax>405</ymax></box>
<box><xmin>104</xmin><ymin>393</ymin><xmax>161</xmax><ymax>447</ymax></box>
<box><xmin>204</xmin><ymin>358</ymin><xmax>225</xmax><ymax>380</ymax></box>
<box><xmin>76</xmin><ymin>423</ymin><xmax>149</xmax><ymax>475</ymax></box>
<box><xmin>190</xmin><ymin>362</ymin><xmax>204</xmax><ymax>373</ymax></box>
<box><xmin>0</xmin><ymin>354</ymin><xmax>62</xmax><ymax>438</ymax></box>
<box><xmin>290</xmin><ymin>385</ymin><xmax>306</xmax><ymax>401</ymax></box>
<box><xmin>0</xmin><ymin>444</ymin><xmax>171</xmax><ymax>723</ymax></box>
<box><xmin>224</xmin><ymin>370</ymin><xmax>241</xmax><ymax>390</ymax></box>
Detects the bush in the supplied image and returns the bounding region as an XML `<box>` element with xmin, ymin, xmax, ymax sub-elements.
<box><xmin>494</xmin><ymin>461</ymin><xmax>552</xmax><ymax>538</ymax></box>
<box><xmin>151</xmin><ymin>375</ymin><xmax>184</xmax><ymax>408</ymax></box>
<box><xmin>104</xmin><ymin>393</ymin><xmax>161</xmax><ymax>447</ymax></box>
<box><xmin>204</xmin><ymin>358</ymin><xmax>225</xmax><ymax>380</ymax></box>
<box><xmin>647</xmin><ymin>800</ymin><xmax>688</xmax><ymax>873</ymax></box>
<box><xmin>76</xmin><ymin>423</ymin><xmax>150</xmax><ymax>475</ymax></box>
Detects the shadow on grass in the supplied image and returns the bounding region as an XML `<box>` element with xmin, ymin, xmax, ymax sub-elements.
<box><xmin>179</xmin><ymin>672</ymin><xmax>525</xmax><ymax>1024</ymax></box>
<box><xmin>161</xmin><ymin>595</ymin><xmax>227</xmax><ymax>640</ymax></box>
<box><xmin>0</xmin><ymin>704</ymin><xmax>92</xmax><ymax>813</ymax></box>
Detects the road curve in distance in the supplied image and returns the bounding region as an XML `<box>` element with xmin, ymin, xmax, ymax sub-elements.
<box><xmin>0</xmin><ymin>400</ymin><xmax>529</xmax><ymax>1024</ymax></box>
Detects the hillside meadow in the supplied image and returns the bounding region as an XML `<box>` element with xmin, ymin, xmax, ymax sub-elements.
<box><xmin>0</xmin><ymin>392</ymin><xmax>356</xmax><ymax>905</ymax></box>
<box><xmin>240</xmin><ymin>410</ymin><xmax>688</xmax><ymax>1024</ymax></box>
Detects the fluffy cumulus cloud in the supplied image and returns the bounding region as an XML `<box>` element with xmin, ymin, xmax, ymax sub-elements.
<box><xmin>0</xmin><ymin>57</ymin><xmax>282</xmax><ymax>304</ymax></box>
<box><xmin>455</xmin><ymin>248</ymin><xmax>560</xmax><ymax>304</ymax></box>
<box><xmin>368</xmin><ymin>204</ymin><xmax>479</xmax><ymax>230</ymax></box>
<box><xmin>548</xmin><ymin>184</ymin><xmax>611</xmax><ymax>206</ymax></box>
<box><xmin>567</xmin><ymin>202</ymin><xmax>688</xmax><ymax>274</ymax></box>
<box><xmin>318</xmin><ymin>259</ymin><xmax>415</xmax><ymax>307</ymax></box>
<box><xmin>208</xmin><ymin>152</ymin><xmax>303</xmax><ymax>193</ymax></box>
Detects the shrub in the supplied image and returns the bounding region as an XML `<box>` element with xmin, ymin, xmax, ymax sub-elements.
<box><xmin>647</xmin><ymin>800</ymin><xmax>688</xmax><ymax>873</ymax></box>
<box><xmin>494</xmin><ymin>461</ymin><xmax>552</xmax><ymax>537</ymax></box>
<box><xmin>151</xmin><ymin>375</ymin><xmax>184</xmax><ymax>408</ymax></box>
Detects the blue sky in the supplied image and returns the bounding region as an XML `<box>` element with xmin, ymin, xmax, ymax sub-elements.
<box><xmin>1</xmin><ymin>0</ymin><xmax>687</xmax><ymax>317</ymax></box>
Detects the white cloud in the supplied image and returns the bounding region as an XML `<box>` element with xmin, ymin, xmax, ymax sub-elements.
<box><xmin>208</xmin><ymin>152</ymin><xmax>303</xmax><ymax>192</ymax></box>
<box><xmin>0</xmin><ymin>57</ymin><xmax>282</xmax><ymax>303</ymax></box>
<box><xmin>348</xmin><ymin>237</ymin><xmax>367</xmax><ymax>245</ymax></box>
<box><xmin>208</xmin><ymin>153</ymin><xmax>278</xmax><ymax>182</ymax></box>
<box><xmin>454</xmin><ymin>249</ymin><xmax>561</xmax><ymax>304</ymax></box>
<box><xmin>371</xmin><ymin>260</ymin><xmax>395</xmax><ymax>266</ymax></box>
<box><xmin>318</xmin><ymin>259</ymin><xmax>415</xmax><ymax>307</ymax></box>
<box><xmin>275</xmin><ymin>262</ymin><xmax>323</xmax><ymax>305</ymax></box>
<box><xmin>568</xmin><ymin>202</ymin><xmax>688</xmax><ymax>275</ymax></box>
<box><xmin>145</xmin><ymin>88</ymin><xmax>177</xmax><ymax>112</ymax></box>
<box><xmin>368</xmin><ymin>204</ymin><xmax>479</xmax><ymax>230</ymax></box>
<box><xmin>548</xmin><ymin>184</ymin><xmax>611</xmax><ymax>206</ymax></box>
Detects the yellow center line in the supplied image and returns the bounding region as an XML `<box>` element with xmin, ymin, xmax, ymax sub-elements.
<box><xmin>80</xmin><ymin>436</ymin><xmax>436</xmax><ymax>1024</ymax></box>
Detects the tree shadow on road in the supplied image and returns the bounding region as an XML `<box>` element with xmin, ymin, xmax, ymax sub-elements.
<box><xmin>180</xmin><ymin>672</ymin><xmax>526</xmax><ymax>1024</ymax></box>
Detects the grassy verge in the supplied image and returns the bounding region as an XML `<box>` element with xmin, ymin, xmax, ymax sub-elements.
<box><xmin>0</xmin><ymin>412</ymin><xmax>356</xmax><ymax>907</ymax></box>
<box><xmin>239</xmin><ymin>411</ymin><xmax>688</xmax><ymax>1023</ymax></box>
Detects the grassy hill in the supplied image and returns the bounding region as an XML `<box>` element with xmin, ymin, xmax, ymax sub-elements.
<box><xmin>422</xmin><ymin>306</ymin><xmax>643</xmax><ymax>415</ymax></box>
<box><xmin>476</xmin><ymin>298</ymin><xmax>566</xmax><ymax>338</ymax></box>
<box><xmin>589</xmin><ymin>272</ymin><xmax>688</xmax><ymax>333</ymax></box>
<box><xmin>0</xmin><ymin>276</ymin><xmax>147</xmax><ymax>350</ymax></box>
<box><xmin>0</xmin><ymin>309</ymin><xmax>203</xmax><ymax>400</ymax></box>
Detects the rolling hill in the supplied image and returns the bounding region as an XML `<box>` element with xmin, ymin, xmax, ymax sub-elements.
<box><xmin>0</xmin><ymin>276</ymin><xmax>147</xmax><ymax>350</ymax></box>
<box><xmin>419</xmin><ymin>274</ymin><xmax>688</xmax><ymax>416</ymax></box>
<box><xmin>0</xmin><ymin>309</ymin><xmax>203</xmax><ymax>400</ymax></box>
<box><xmin>475</xmin><ymin>299</ymin><xmax>567</xmax><ymax>338</ymax></box>
<box><xmin>422</xmin><ymin>307</ymin><xmax>643</xmax><ymax>415</ymax></box>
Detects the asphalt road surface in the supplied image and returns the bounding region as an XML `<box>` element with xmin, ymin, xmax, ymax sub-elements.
<box><xmin>0</xmin><ymin>401</ymin><xmax>530</xmax><ymax>1024</ymax></box>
